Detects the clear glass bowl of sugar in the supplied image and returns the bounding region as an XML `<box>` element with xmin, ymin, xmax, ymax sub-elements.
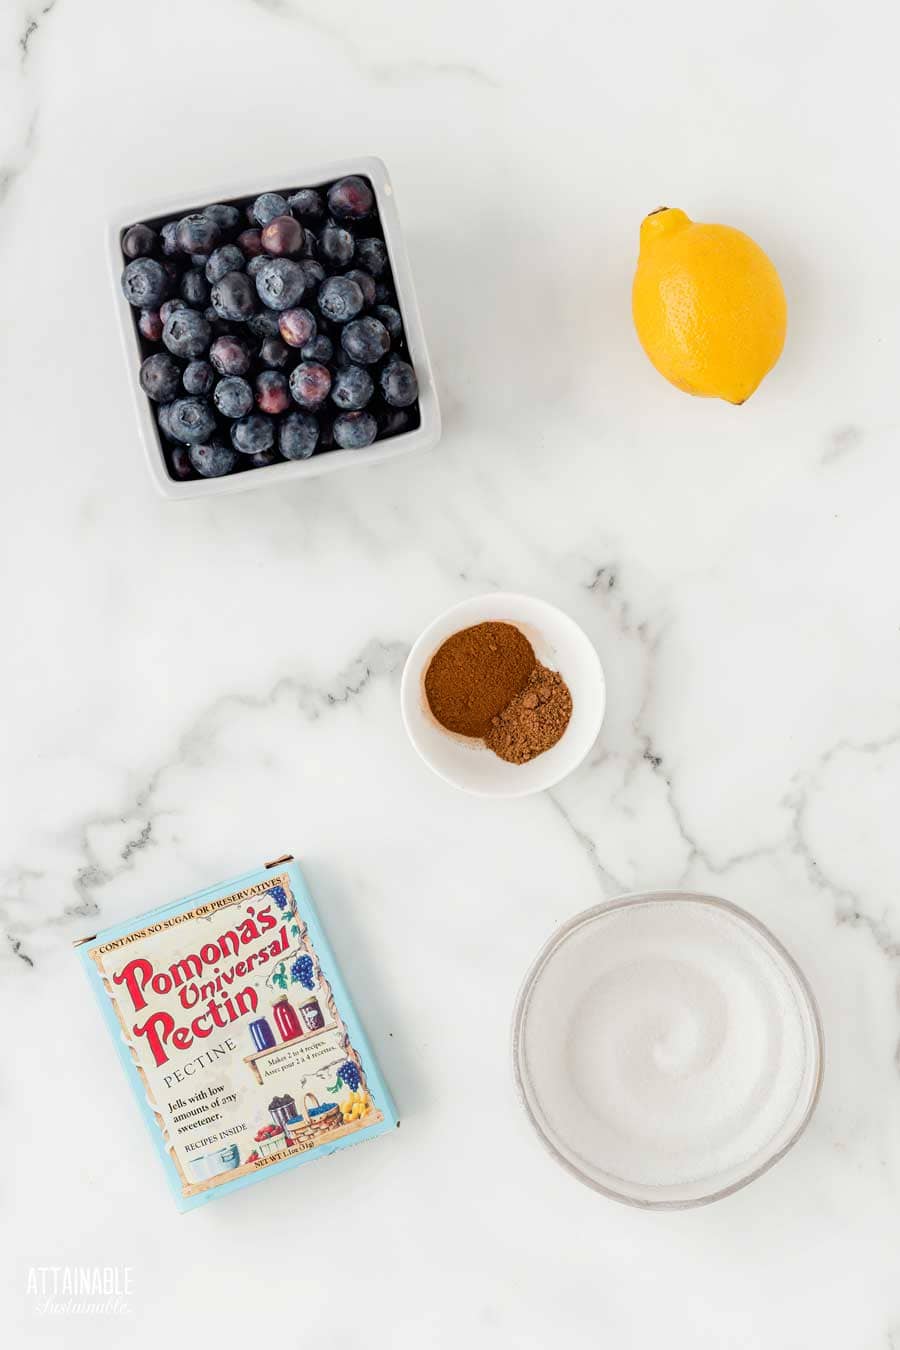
<box><xmin>512</xmin><ymin>892</ymin><xmax>823</xmax><ymax>1208</ymax></box>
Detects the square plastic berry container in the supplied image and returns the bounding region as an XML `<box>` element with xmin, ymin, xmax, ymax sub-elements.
<box><xmin>108</xmin><ymin>156</ymin><xmax>441</xmax><ymax>498</ymax></box>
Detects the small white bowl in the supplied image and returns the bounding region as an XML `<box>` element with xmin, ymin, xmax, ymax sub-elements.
<box><xmin>108</xmin><ymin>155</ymin><xmax>441</xmax><ymax>499</ymax></box>
<box><xmin>400</xmin><ymin>593</ymin><xmax>606</xmax><ymax>797</ymax></box>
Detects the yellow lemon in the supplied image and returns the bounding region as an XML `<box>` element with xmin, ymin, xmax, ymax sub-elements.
<box><xmin>632</xmin><ymin>207</ymin><xmax>787</xmax><ymax>404</ymax></box>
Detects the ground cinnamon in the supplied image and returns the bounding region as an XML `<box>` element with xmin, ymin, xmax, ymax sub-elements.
<box><xmin>484</xmin><ymin>664</ymin><xmax>573</xmax><ymax>764</ymax></box>
<box><xmin>424</xmin><ymin>621</ymin><xmax>536</xmax><ymax>737</ymax></box>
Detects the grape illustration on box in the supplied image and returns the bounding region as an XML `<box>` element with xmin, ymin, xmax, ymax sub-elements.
<box><xmin>78</xmin><ymin>859</ymin><xmax>397</xmax><ymax>1210</ymax></box>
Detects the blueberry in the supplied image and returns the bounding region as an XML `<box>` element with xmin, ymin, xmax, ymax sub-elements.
<box><xmin>162</xmin><ymin>259</ymin><xmax>179</xmax><ymax>288</ymax></box>
<box><xmin>279</xmin><ymin>411</ymin><xmax>319</xmax><ymax>460</ymax></box>
<box><xmin>206</xmin><ymin>244</ymin><xmax>245</xmax><ymax>284</ymax></box>
<box><xmin>380</xmin><ymin>358</ymin><xmax>418</xmax><ymax>408</ymax></box>
<box><xmin>161</xmin><ymin>222</ymin><xmax>180</xmax><ymax>256</ymax></box>
<box><xmin>255</xmin><ymin>258</ymin><xmax>306</xmax><ymax>311</ymax></box>
<box><xmin>204</xmin><ymin>203</ymin><xmax>241</xmax><ymax>232</ymax></box>
<box><xmin>246</xmin><ymin>254</ymin><xmax>269</xmax><ymax>278</ymax></box>
<box><xmin>381</xmin><ymin>407</ymin><xmax>413</xmax><ymax>437</ymax></box>
<box><xmin>374</xmin><ymin>304</ymin><xmax>402</xmax><ymax>341</ymax></box>
<box><xmin>327</xmin><ymin>175</ymin><xmax>374</xmax><ymax>221</ymax></box>
<box><xmin>238</xmin><ymin>228</ymin><xmax>264</xmax><ymax>258</ymax></box>
<box><xmin>261</xmin><ymin>214</ymin><xmax>304</xmax><ymax>256</ymax></box>
<box><xmin>210</xmin><ymin>334</ymin><xmax>251</xmax><ymax>376</ymax></box>
<box><xmin>330</xmin><ymin>363</ymin><xmax>373</xmax><ymax>411</ymax></box>
<box><xmin>333</xmin><ymin>411</ymin><xmax>377</xmax><ymax>449</ymax></box>
<box><xmin>157</xmin><ymin>402</ymin><xmax>177</xmax><ymax>441</ymax></box>
<box><xmin>180</xmin><ymin>269</ymin><xmax>209</xmax><ymax>306</ymax></box>
<box><xmin>318</xmin><ymin>226</ymin><xmax>354</xmax><ymax>266</ymax></box>
<box><xmin>301</xmin><ymin>334</ymin><xmax>333</xmax><ymax>362</ymax></box>
<box><xmin>211</xmin><ymin>271</ymin><xmax>256</xmax><ymax>322</ymax></box>
<box><xmin>341</xmin><ymin>316</ymin><xmax>390</xmax><ymax>364</ymax></box>
<box><xmin>190</xmin><ymin>441</ymin><xmax>239</xmax><ymax>477</ymax></box>
<box><xmin>255</xmin><ymin>370</ymin><xmax>291</xmax><ymax>415</ymax></box>
<box><xmin>278</xmin><ymin>307</ymin><xmax>316</xmax><ymax>347</ymax></box>
<box><xmin>300</xmin><ymin>259</ymin><xmax>325</xmax><ymax>289</ymax></box>
<box><xmin>231</xmin><ymin>414</ymin><xmax>275</xmax><ymax>455</ymax></box>
<box><xmin>355</xmin><ymin>237</ymin><xmax>388</xmax><ymax>277</ymax></box>
<box><xmin>176</xmin><ymin>212</ymin><xmax>221</xmax><ymax>255</ymax></box>
<box><xmin>288</xmin><ymin>189</ymin><xmax>324</xmax><ymax>220</ymax></box>
<box><xmin>162</xmin><ymin>307</ymin><xmax>212</xmax><ymax>359</ymax></box>
<box><xmin>247</xmin><ymin>310</ymin><xmax>281</xmax><ymax>339</ymax></box>
<box><xmin>168</xmin><ymin>446</ymin><xmax>195</xmax><ymax>481</ymax></box>
<box><xmin>190</xmin><ymin>253</ymin><xmax>210</xmax><ymax>268</ymax></box>
<box><xmin>259</xmin><ymin>336</ymin><xmax>290</xmax><ymax>368</ymax></box>
<box><xmin>289</xmin><ymin>362</ymin><xmax>332</xmax><ymax>409</ymax></box>
<box><xmin>138</xmin><ymin>308</ymin><xmax>163</xmax><ymax>342</ymax></box>
<box><xmin>121</xmin><ymin>258</ymin><xmax>168</xmax><ymax>309</ymax></box>
<box><xmin>214</xmin><ymin>376</ymin><xmax>254</xmax><ymax>419</ymax></box>
<box><xmin>169</xmin><ymin>397</ymin><xmax>216</xmax><ymax>444</ymax></box>
<box><xmin>249</xmin><ymin>447</ymin><xmax>283</xmax><ymax>468</ymax></box>
<box><xmin>122</xmin><ymin>224</ymin><xmax>157</xmax><ymax>259</ymax></box>
<box><xmin>318</xmin><ymin>276</ymin><xmax>364</xmax><ymax>323</ymax></box>
<box><xmin>159</xmin><ymin>297</ymin><xmax>188</xmax><ymax>322</ymax></box>
<box><xmin>183</xmin><ymin>360</ymin><xmax>215</xmax><ymax>396</ymax></box>
<box><xmin>140</xmin><ymin>353</ymin><xmax>181</xmax><ymax>403</ymax></box>
<box><xmin>250</xmin><ymin>192</ymin><xmax>289</xmax><ymax>227</ymax></box>
<box><xmin>344</xmin><ymin>268</ymin><xmax>376</xmax><ymax>305</ymax></box>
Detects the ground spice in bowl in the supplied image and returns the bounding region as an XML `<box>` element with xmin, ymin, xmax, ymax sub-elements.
<box><xmin>423</xmin><ymin>621</ymin><xmax>573</xmax><ymax>764</ymax></box>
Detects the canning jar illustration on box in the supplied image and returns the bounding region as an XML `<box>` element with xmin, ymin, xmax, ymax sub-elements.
<box><xmin>272</xmin><ymin>997</ymin><xmax>303</xmax><ymax>1042</ymax></box>
<box><xmin>299</xmin><ymin>997</ymin><xmax>325</xmax><ymax>1033</ymax></box>
<box><xmin>250</xmin><ymin>1016</ymin><xmax>275</xmax><ymax>1051</ymax></box>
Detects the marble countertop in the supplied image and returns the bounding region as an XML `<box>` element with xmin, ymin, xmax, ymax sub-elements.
<box><xmin>4</xmin><ymin>0</ymin><xmax>900</xmax><ymax>1345</ymax></box>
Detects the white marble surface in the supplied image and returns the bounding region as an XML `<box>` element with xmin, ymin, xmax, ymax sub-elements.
<box><xmin>3</xmin><ymin>0</ymin><xmax>900</xmax><ymax>1345</ymax></box>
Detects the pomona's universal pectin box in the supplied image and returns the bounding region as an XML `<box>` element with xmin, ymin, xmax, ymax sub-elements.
<box><xmin>77</xmin><ymin>856</ymin><xmax>398</xmax><ymax>1210</ymax></box>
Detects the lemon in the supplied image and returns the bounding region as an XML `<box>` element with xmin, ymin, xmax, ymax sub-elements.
<box><xmin>632</xmin><ymin>207</ymin><xmax>787</xmax><ymax>404</ymax></box>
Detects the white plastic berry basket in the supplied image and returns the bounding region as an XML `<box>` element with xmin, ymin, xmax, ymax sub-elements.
<box><xmin>108</xmin><ymin>155</ymin><xmax>441</xmax><ymax>499</ymax></box>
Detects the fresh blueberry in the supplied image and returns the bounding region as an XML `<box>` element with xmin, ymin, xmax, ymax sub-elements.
<box><xmin>278</xmin><ymin>307</ymin><xmax>316</xmax><ymax>348</ymax></box>
<box><xmin>157</xmin><ymin>402</ymin><xmax>177</xmax><ymax>441</ymax></box>
<box><xmin>380</xmin><ymin>358</ymin><xmax>418</xmax><ymax>408</ymax></box>
<box><xmin>250</xmin><ymin>192</ymin><xmax>289</xmax><ymax>227</ymax></box>
<box><xmin>344</xmin><ymin>268</ymin><xmax>376</xmax><ymax>305</ymax></box>
<box><xmin>249</xmin><ymin>447</ymin><xmax>283</xmax><ymax>468</ymax></box>
<box><xmin>300</xmin><ymin>259</ymin><xmax>325</xmax><ymax>289</ymax></box>
<box><xmin>301</xmin><ymin>334</ymin><xmax>333</xmax><ymax>362</ymax></box>
<box><xmin>330</xmin><ymin>363</ymin><xmax>373</xmax><ymax>411</ymax></box>
<box><xmin>121</xmin><ymin>258</ymin><xmax>168</xmax><ymax>309</ymax></box>
<box><xmin>247</xmin><ymin>254</ymin><xmax>270</xmax><ymax>278</ymax></box>
<box><xmin>327</xmin><ymin>175</ymin><xmax>374</xmax><ymax>221</ymax></box>
<box><xmin>204</xmin><ymin>203</ymin><xmax>241</xmax><ymax>232</ymax></box>
<box><xmin>214</xmin><ymin>376</ymin><xmax>254</xmax><ymax>419</ymax></box>
<box><xmin>288</xmin><ymin>188</ymin><xmax>324</xmax><ymax>220</ymax></box>
<box><xmin>231</xmin><ymin>414</ymin><xmax>275</xmax><ymax>455</ymax></box>
<box><xmin>237</xmin><ymin>228</ymin><xmax>264</xmax><ymax>257</ymax></box>
<box><xmin>381</xmin><ymin>407</ymin><xmax>413</xmax><ymax>437</ymax></box>
<box><xmin>138</xmin><ymin>308</ymin><xmax>163</xmax><ymax>342</ymax></box>
<box><xmin>255</xmin><ymin>370</ymin><xmax>291</xmax><ymax>415</ymax></box>
<box><xmin>140</xmin><ymin>353</ymin><xmax>182</xmax><ymax>403</ymax></box>
<box><xmin>206</xmin><ymin>245</ymin><xmax>245</xmax><ymax>284</ymax></box>
<box><xmin>318</xmin><ymin>276</ymin><xmax>364</xmax><ymax>323</ymax></box>
<box><xmin>122</xmin><ymin>224</ymin><xmax>157</xmax><ymax>259</ymax></box>
<box><xmin>247</xmin><ymin>309</ymin><xmax>281</xmax><ymax>339</ymax></box>
<box><xmin>255</xmin><ymin>258</ymin><xmax>306</xmax><ymax>311</ymax></box>
<box><xmin>168</xmin><ymin>446</ymin><xmax>196</xmax><ymax>480</ymax></box>
<box><xmin>261</xmin><ymin>214</ymin><xmax>304</xmax><ymax>256</ymax></box>
<box><xmin>373</xmin><ymin>280</ymin><xmax>393</xmax><ymax>304</ymax></box>
<box><xmin>318</xmin><ymin>225</ymin><xmax>354</xmax><ymax>266</ymax></box>
<box><xmin>190</xmin><ymin>253</ymin><xmax>210</xmax><ymax>268</ymax></box>
<box><xmin>259</xmin><ymin>336</ymin><xmax>290</xmax><ymax>368</ymax></box>
<box><xmin>373</xmin><ymin>304</ymin><xmax>402</xmax><ymax>341</ymax></box>
<box><xmin>159</xmin><ymin>297</ymin><xmax>188</xmax><ymax>322</ymax></box>
<box><xmin>190</xmin><ymin>441</ymin><xmax>239</xmax><ymax>477</ymax></box>
<box><xmin>180</xmin><ymin>269</ymin><xmax>209</xmax><ymax>306</ymax></box>
<box><xmin>176</xmin><ymin>213</ymin><xmax>221</xmax><ymax>255</ymax></box>
<box><xmin>289</xmin><ymin>362</ymin><xmax>332</xmax><ymax>409</ymax></box>
<box><xmin>210</xmin><ymin>271</ymin><xmax>256</xmax><ymax>322</ymax></box>
<box><xmin>355</xmin><ymin>237</ymin><xmax>388</xmax><ymax>277</ymax></box>
<box><xmin>169</xmin><ymin>397</ymin><xmax>216</xmax><ymax>444</ymax></box>
<box><xmin>333</xmin><ymin>411</ymin><xmax>377</xmax><ymax>449</ymax></box>
<box><xmin>183</xmin><ymin>360</ymin><xmax>215</xmax><ymax>396</ymax></box>
<box><xmin>279</xmin><ymin>411</ymin><xmax>319</xmax><ymax>460</ymax></box>
<box><xmin>161</xmin><ymin>221</ymin><xmax>180</xmax><ymax>256</ymax></box>
<box><xmin>341</xmin><ymin>316</ymin><xmax>390</xmax><ymax>364</ymax></box>
<box><xmin>210</xmin><ymin>334</ymin><xmax>252</xmax><ymax>376</ymax></box>
<box><xmin>163</xmin><ymin>307</ymin><xmax>212</xmax><ymax>359</ymax></box>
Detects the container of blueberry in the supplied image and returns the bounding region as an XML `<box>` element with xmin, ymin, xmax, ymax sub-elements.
<box><xmin>110</xmin><ymin>157</ymin><xmax>440</xmax><ymax>497</ymax></box>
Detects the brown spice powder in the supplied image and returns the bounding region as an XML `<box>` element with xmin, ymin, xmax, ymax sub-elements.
<box><xmin>424</xmin><ymin>621</ymin><xmax>537</xmax><ymax>738</ymax></box>
<box><xmin>484</xmin><ymin>663</ymin><xmax>573</xmax><ymax>764</ymax></box>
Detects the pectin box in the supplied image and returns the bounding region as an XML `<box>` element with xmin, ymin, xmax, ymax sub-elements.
<box><xmin>77</xmin><ymin>857</ymin><xmax>398</xmax><ymax>1210</ymax></box>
